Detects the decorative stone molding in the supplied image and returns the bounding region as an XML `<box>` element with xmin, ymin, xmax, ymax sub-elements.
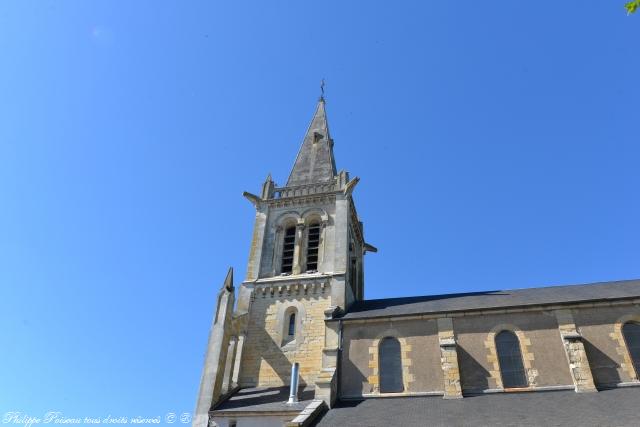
<box><xmin>300</xmin><ymin>207</ymin><xmax>330</xmax><ymax>224</ymax></box>
<box><xmin>254</xmin><ymin>279</ymin><xmax>330</xmax><ymax>299</ymax></box>
<box><xmin>610</xmin><ymin>314</ymin><xmax>640</xmax><ymax>381</ymax></box>
<box><xmin>268</xmin><ymin>194</ymin><xmax>337</xmax><ymax>209</ymax></box>
<box><xmin>485</xmin><ymin>324</ymin><xmax>538</xmax><ymax>389</ymax></box>
<box><xmin>554</xmin><ymin>309</ymin><xmax>597</xmax><ymax>393</ymax></box>
<box><xmin>273</xmin><ymin>181</ymin><xmax>339</xmax><ymax>200</ymax></box>
<box><xmin>274</xmin><ymin>211</ymin><xmax>303</xmax><ymax>226</ymax></box>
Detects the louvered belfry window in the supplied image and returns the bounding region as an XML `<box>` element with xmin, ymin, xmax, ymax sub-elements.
<box><xmin>306</xmin><ymin>222</ymin><xmax>321</xmax><ymax>271</ymax></box>
<box><xmin>623</xmin><ymin>322</ymin><xmax>640</xmax><ymax>375</ymax></box>
<box><xmin>281</xmin><ymin>226</ymin><xmax>296</xmax><ymax>274</ymax></box>
<box><xmin>379</xmin><ymin>337</ymin><xmax>404</xmax><ymax>393</ymax></box>
<box><xmin>495</xmin><ymin>330</ymin><xmax>528</xmax><ymax>388</ymax></box>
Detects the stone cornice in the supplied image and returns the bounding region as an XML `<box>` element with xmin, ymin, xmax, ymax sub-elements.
<box><xmin>245</xmin><ymin>272</ymin><xmax>342</xmax><ymax>285</ymax></box>
<box><xmin>254</xmin><ymin>280</ymin><xmax>330</xmax><ymax>299</ymax></box>
<box><xmin>241</xmin><ymin>272</ymin><xmax>342</xmax><ymax>299</ymax></box>
<box><xmin>273</xmin><ymin>180</ymin><xmax>338</xmax><ymax>199</ymax></box>
<box><xmin>266</xmin><ymin>193</ymin><xmax>337</xmax><ymax>209</ymax></box>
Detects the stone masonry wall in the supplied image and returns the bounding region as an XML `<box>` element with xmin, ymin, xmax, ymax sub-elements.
<box><xmin>455</xmin><ymin>311</ymin><xmax>572</xmax><ymax>392</ymax></box>
<box><xmin>572</xmin><ymin>305</ymin><xmax>640</xmax><ymax>386</ymax></box>
<box><xmin>239</xmin><ymin>284</ymin><xmax>330</xmax><ymax>388</ymax></box>
<box><xmin>340</xmin><ymin>318</ymin><xmax>442</xmax><ymax>398</ymax></box>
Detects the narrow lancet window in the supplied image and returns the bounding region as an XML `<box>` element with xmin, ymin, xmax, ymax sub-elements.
<box><xmin>281</xmin><ymin>225</ymin><xmax>296</xmax><ymax>274</ymax></box>
<box><xmin>288</xmin><ymin>312</ymin><xmax>296</xmax><ymax>337</ymax></box>
<box><xmin>306</xmin><ymin>222</ymin><xmax>321</xmax><ymax>271</ymax></box>
<box><xmin>379</xmin><ymin>337</ymin><xmax>403</xmax><ymax>393</ymax></box>
<box><xmin>495</xmin><ymin>330</ymin><xmax>528</xmax><ymax>388</ymax></box>
<box><xmin>622</xmin><ymin>322</ymin><xmax>640</xmax><ymax>375</ymax></box>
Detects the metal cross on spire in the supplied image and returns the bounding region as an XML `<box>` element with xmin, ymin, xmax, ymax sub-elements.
<box><xmin>320</xmin><ymin>78</ymin><xmax>325</xmax><ymax>100</ymax></box>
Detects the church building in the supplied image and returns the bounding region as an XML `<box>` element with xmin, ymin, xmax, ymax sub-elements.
<box><xmin>193</xmin><ymin>96</ymin><xmax>640</xmax><ymax>427</ymax></box>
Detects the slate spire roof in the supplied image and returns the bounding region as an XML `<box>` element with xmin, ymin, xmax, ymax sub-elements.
<box><xmin>286</xmin><ymin>97</ymin><xmax>337</xmax><ymax>187</ymax></box>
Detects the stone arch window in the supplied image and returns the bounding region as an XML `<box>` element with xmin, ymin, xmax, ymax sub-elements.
<box><xmin>305</xmin><ymin>220</ymin><xmax>321</xmax><ymax>272</ymax></box>
<box><xmin>379</xmin><ymin>337</ymin><xmax>403</xmax><ymax>393</ymax></box>
<box><xmin>622</xmin><ymin>322</ymin><xmax>640</xmax><ymax>376</ymax></box>
<box><xmin>495</xmin><ymin>330</ymin><xmax>528</xmax><ymax>388</ymax></box>
<box><xmin>282</xmin><ymin>306</ymin><xmax>299</xmax><ymax>346</ymax></box>
<box><xmin>288</xmin><ymin>311</ymin><xmax>296</xmax><ymax>337</ymax></box>
<box><xmin>281</xmin><ymin>224</ymin><xmax>296</xmax><ymax>274</ymax></box>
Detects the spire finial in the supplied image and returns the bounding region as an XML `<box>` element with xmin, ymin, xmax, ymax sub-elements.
<box><xmin>221</xmin><ymin>267</ymin><xmax>233</xmax><ymax>292</ymax></box>
<box><xmin>320</xmin><ymin>78</ymin><xmax>325</xmax><ymax>100</ymax></box>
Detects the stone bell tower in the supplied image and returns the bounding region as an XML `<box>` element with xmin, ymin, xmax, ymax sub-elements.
<box><xmin>194</xmin><ymin>95</ymin><xmax>376</xmax><ymax>426</ymax></box>
<box><xmin>242</xmin><ymin>95</ymin><xmax>372</xmax><ymax>303</ymax></box>
<box><xmin>235</xmin><ymin>94</ymin><xmax>376</xmax><ymax>388</ymax></box>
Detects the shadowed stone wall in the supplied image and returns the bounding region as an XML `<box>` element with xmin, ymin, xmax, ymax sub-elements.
<box><xmin>339</xmin><ymin>319</ymin><xmax>442</xmax><ymax>398</ymax></box>
<box><xmin>452</xmin><ymin>312</ymin><xmax>572</xmax><ymax>392</ymax></box>
<box><xmin>573</xmin><ymin>305</ymin><xmax>640</xmax><ymax>387</ymax></box>
<box><xmin>337</xmin><ymin>302</ymin><xmax>640</xmax><ymax>400</ymax></box>
<box><xmin>239</xmin><ymin>285</ymin><xmax>330</xmax><ymax>388</ymax></box>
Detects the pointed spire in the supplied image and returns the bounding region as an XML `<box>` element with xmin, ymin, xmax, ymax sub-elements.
<box><xmin>286</xmin><ymin>97</ymin><xmax>337</xmax><ymax>187</ymax></box>
<box><xmin>221</xmin><ymin>267</ymin><xmax>234</xmax><ymax>292</ymax></box>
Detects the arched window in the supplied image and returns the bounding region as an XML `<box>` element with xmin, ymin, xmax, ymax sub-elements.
<box><xmin>281</xmin><ymin>225</ymin><xmax>296</xmax><ymax>274</ymax></box>
<box><xmin>282</xmin><ymin>307</ymin><xmax>299</xmax><ymax>346</ymax></box>
<box><xmin>288</xmin><ymin>312</ymin><xmax>296</xmax><ymax>337</ymax></box>
<box><xmin>622</xmin><ymin>322</ymin><xmax>640</xmax><ymax>375</ymax></box>
<box><xmin>379</xmin><ymin>337</ymin><xmax>403</xmax><ymax>393</ymax></box>
<box><xmin>495</xmin><ymin>330</ymin><xmax>528</xmax><ymax>388</ymax></box>
<box><xmin>306</xmin><ymin>221</ymin><xmax>321</xmax><ymax>272</ymax></box>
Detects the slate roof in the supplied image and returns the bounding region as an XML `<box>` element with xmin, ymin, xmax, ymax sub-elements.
<box><xmin>339</xmin><ymin>279</ymin><xmax>640</xmax><ymax>320</ymax></box>
<box><xmin>212</xmin><ymin>387</ymin><xmax>315</xmax><ymax>414</ymax></box>
<box><xmin>314</xmin><ymin>387</ymin><xmax>640</xmax><ymax>427</ymax></box>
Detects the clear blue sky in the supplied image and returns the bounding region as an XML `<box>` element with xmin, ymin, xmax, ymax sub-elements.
<box><xmin>1</xmin><ymin>0</ymin><xmax>638</xmax><ymax>422</ymax></box>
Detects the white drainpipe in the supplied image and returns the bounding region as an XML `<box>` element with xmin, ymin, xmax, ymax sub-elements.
<box><xmin>287</xmin><ymin>362</ymin><xmax>300</xmax><ymax>404</ymax></box>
